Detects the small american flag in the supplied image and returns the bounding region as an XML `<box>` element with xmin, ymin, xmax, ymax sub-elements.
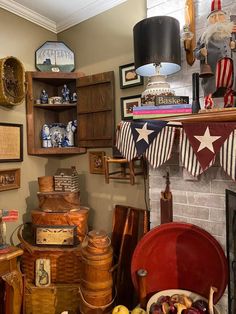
<box><xmin>1</xmin><ymin>209</ymin><xmax>19</xmax><ymax>222</ymax></box>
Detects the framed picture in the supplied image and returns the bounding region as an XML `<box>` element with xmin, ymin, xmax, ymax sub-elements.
<box><xmin>35</xmin><ymin>41</ymin><xmax>75</xmax><ymax>72</ymax></box>
<box><xmin>119</xmin><ymin>63</ymin><xmax>143</xmax><ymax>89</ymax></box>
<box><xmin>121</xmin><ymin>95</ymin><xmax>141</xmax><ymax>120</ymax></box>
<box><xmin>35</xmin><ymin>258</ymin><xmax>51</xmax><ymax>287</ymax></box>
<box><xmin>89</xmin><ymin>151</ymin><xmax>105</xmax><ymax>174</ymax></box>
<box><xmin>0</xmin><ymin>123</ymin><xmax>23</xmax><ymax>162</ymax></box>
<box><xmin>0</xmin><ymin>168</ymin><xmax>20</xmax><ymax>192</ymax></box>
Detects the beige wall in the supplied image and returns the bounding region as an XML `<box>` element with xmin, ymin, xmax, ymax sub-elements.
<box><xmin>0</xmin><ymin>9</ymin><xmax>60</xmax><ymax>243</ymax></box>
<box><xmin>58</xmin><ymin>0</ymin><xmax>147</xmax><ymax>232</ymax></box>
<box><xmin>0</xmin><ymin>0</ymin><xmax>147</xmax><ymax>242</ymax></box>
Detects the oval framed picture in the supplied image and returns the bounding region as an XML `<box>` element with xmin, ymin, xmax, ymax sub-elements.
<box><xmin>35</xmin><ymin>41</ymin><xmax>75</xmax><ymax>72</ymax></box>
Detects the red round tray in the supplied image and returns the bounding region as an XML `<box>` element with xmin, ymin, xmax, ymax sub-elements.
<box><xmin>131</xmin><ymin>222</ymin><xmax>228</xmax><ymax>303</ymax></box>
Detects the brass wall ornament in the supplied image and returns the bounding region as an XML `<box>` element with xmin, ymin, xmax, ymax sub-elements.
<box><xmin>182</xmin><ymin>0</ymin><xmax>196</xmax><ymax>66</ymax></box>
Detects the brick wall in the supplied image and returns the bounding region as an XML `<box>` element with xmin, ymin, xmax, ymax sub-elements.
<box><xmin>147</xmin><ymin>1</ymin><xmax>236</xmax><ymax>313</ymax></box>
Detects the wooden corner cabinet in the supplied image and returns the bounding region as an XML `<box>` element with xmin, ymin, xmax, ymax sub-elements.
<box><xmin>25</xmin><ymin>71</ymin><xmax>115</xmax><ymax>155</ymax></box>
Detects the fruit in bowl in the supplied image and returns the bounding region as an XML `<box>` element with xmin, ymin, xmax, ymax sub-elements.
<box><xmin>147</xmin><ymin>289</ymin><xmax>219</xmax><ymax>314</ymax></box>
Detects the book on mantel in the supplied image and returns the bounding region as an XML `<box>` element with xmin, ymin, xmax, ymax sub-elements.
<box><xmin>133</xmin><ymin>104</ymin><xmax>192</xmax><ymax>119</ymax></box>
<box><xmin>155</xmin><ymin>95</ymin><xmax>190</xmax><ymax>105</ymax></box>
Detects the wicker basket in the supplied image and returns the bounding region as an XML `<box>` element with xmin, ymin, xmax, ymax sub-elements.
<box><xmin>0</xmin><ymin>56</ymin><xmax>25</xmax><ymax>105</ymax></box>
<box><xmin>18</xmin><ymin>224</ymin><xmax>82</xmax><ymax>284</ymax></box>
<box><xmin>24</xmin><ymin>281</ymin><xmax>80</xmax><ymax>314</ymax></box>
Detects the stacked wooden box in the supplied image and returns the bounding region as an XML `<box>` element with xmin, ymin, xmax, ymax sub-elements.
<box><xmin>19</xmin><ymin>167</ymin><xmax>89</xmax><ymax>314</ymax></box>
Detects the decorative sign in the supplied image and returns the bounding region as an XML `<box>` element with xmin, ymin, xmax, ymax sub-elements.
<box><xmin>35</xmin><ymin>41</ymin><xmax>75</xmax><ymax>72</ymax></box>
<box><xmin>35</xmin><ymin>258</ymin><xmax>51</xmax><ymax>287</ymax></box>
<box><xmin>35</xmin><ymin>225</ymin><xmax>76</xmax><ymax>246</ymax></box>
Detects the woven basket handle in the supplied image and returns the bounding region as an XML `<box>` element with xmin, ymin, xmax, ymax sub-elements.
<box><xmin>17</xmin><ymin>223</ymin><xmax>35</xmax><ymax>254</ymax></box>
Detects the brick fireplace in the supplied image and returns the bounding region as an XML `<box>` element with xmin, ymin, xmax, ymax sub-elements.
<box><xmin>148</xmin><ymin>138</ymin><xmax>235</xmax><ymax>313</ymax></box>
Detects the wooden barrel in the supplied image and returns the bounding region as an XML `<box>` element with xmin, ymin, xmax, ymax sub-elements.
<box><xmin>81</xmin><ymin>230</ymin><xmax>113</xmax><ymax>301</ymax></box>
<box><xmin>38</xmin><ymin>176</ymin><xmax>54</xmax><ymax>192</ymax></box>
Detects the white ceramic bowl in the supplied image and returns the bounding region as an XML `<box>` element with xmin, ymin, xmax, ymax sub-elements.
<box><xmin>146</xmin><ymin>289</ymin><xmax>220</xmax><ymax>314</ymax></box>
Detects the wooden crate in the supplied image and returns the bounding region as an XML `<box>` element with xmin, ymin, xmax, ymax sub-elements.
<box><xmin>24</xmin><ymin>281</ymin><xmax>80</xmax><ymax>314</ymax></box>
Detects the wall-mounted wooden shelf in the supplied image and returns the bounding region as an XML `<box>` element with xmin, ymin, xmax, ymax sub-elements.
<box><xmin>25</xmin><ymin>71</ymin><xmax>115</xmax><ymax>156</ymax></box>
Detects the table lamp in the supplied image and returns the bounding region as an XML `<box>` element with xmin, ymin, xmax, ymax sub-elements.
<box><xmin>133</xmin><ymin>16</ymin><xmax>181</xmax><ymax>105</ymax></box>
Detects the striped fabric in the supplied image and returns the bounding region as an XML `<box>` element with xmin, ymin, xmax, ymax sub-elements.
<box><xmin>145</xmin><ymin>126</ymin><xmax>175</xmax><ymax>168</ymax></box>
<box><xmin>211</xmin><ymin>0</ymin><xmax>222</xmax><ymax>11</ymax></box>
<box><xmin>180</xmin><ymin>128</ymin><xmax>215</xmax><ymax>177</ymax></box>
<box><xmin>220</xmin><ymin>129</ymin><xmax>236</xmax><ymax>180</ymax></box>
<box><xmin>204</xmin><ymin>93</ymin><xmax>214</xmax><ymax>109</ymax></box>
<box><xmin>116</xmin><ymin>122</ymin><xmax>176</xmax><ymax>168</ymax></box>
<box><xmin>116</xmin><ymin>121</ymin><xmax>137</xmax><ymax>161</ymax></box>
<box><xmin>216</xmin><ymin>57</ymin><xmax>233</xmax><ymax>90</ymax></box>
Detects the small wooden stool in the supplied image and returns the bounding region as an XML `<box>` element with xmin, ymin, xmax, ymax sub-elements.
<box><xmin>104</xmin><ymin>156</ymin><xmax>145</xmax><ymax>185</ymax></box>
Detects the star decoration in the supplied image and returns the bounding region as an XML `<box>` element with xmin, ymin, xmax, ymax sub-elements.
<box><xmin>194</xmin><ymin>127</ymin><xmax>221</xmax><ymax>153</ymax></box>
<box><xmin>135</xmin><ymin>122</ymin><xmax>154</xmax><ymax>144</ymax></box>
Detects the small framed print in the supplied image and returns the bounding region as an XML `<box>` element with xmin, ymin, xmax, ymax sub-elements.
<box><xmin>89</xmin><ymin>151</ymin><xmax>105</xmax><ymax>174</ymax></box>
<box><xmin>0</xmin><ymin>123</ymin><xmax>23</xmax><ymax>162</ymax></box>
<box><xmin>119</xmin><ymin>63</ymin><xmax>143</xmax><ymax>89</ymax></box>
<box><xmin>121</xmin><ymin>95</ymin><xmax>141</xmax><ymax>120</ymax></box>
<box><xmin>0</xmin><ymin>168</ymin><xmax>20</xmax><ymax>192</ymax></box>
<box><xmin>35</xmin><ymin>258</ymin><xmax>51</xmax><ymax>287</ymax></box>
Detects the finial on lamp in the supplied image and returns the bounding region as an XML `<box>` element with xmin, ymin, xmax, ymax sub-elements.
<box><xmin>182</xmin><ymin>0</ymin><xmax>196</xmax><ymax>66</ymax></box>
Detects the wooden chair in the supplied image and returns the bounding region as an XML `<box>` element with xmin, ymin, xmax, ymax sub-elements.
<box><xmin>104</xmin><ymin>156</ymin><xmax>146</xmax><ymax>185</ymax></box>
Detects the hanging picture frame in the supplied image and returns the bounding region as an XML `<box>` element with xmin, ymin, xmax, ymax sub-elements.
<box><xmin>0</xmin><ymin>123</ymin><xmax>23</xmax><ymax>162</ymax></box>
<box><xmin>119</xmin><ymin>63</ymin><xmax>143</xmax><ymax>89</ymax></box>
<box><xmin>120</xmin><ymin>94</ymin><xmax>141</xmax><ymax>120</ymax></box>
<box><xmin>35</xmin><ymin>41</ymin><xmax>75</xmax><ymax>72</ymax></box>
<box><xmin>0</xmin><ymin>168</ymin><xmax>20</xmax><ymax>192</ymax></box>
<box><xmin>89</xmin><ymin>151</ymin><xmax>106</xmax><ymax>174</ymax></box>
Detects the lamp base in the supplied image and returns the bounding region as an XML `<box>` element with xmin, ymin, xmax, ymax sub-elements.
<box><xmin>141</xmin><ymin>74</ymin><xmax>175</xmax><ymax>106</ymax></box>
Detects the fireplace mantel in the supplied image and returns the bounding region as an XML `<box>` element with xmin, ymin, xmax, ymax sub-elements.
<box><xmin>150</xmin><ymin>108</ymin><xmax>236</xmax><ymax>123</ymax></box>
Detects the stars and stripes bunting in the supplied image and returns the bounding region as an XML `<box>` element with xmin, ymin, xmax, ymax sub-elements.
<box><xmin>145</xmin><ymin>126</ymin><xmax>175</xmax><ymax>168</ymax></box>
<box><xmin>220</xmin><ymin>129</ymin><xmax>236</xmax><ymax>180</ymax></box>
<box><xmin>116</xmin><ymin>121</ymin><xmax>176</xmax><ymax>168</ymax></box>
<box><xmin>116</xmin><ymin>121</ymin><xmax>137</xmax><ymax>161</ymax></box>
<box><xmin>180</xmin><ymin>128</ymin><xmax>215</xmax><ymax>177</ymax></box>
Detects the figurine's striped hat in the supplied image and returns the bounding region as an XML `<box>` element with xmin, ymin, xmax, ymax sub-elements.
<box><xmin>211</xmin><ymin>0</ymin><xmax>222</xmax><ymax>12</ymax></box>
<box><xmin>208</xmin><ymin>0</ymin><xmax>225</xmax><ymax>18</ymax></box>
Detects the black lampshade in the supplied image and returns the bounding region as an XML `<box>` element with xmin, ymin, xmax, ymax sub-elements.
<box><xmin>133</xmin><ymin>16</ymin><xmax>181</xmax><ymax>76</ymax></box>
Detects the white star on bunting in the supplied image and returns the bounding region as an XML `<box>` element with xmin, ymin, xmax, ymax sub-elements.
<box><xmin>194</xmin><ymin>127</ymin><xmax>221</xmax><ymax>153</ymax></box>
<box><xmin>135</xmin><ymin>122</ymin><xmax>154</xmax><ymax>144</ymax></box>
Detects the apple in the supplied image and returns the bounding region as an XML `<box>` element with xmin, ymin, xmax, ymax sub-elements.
<box><xmin>112</xmin><ymin>305</ymin><xmax>130</xmax><ymax>314</ymax></box>
<box><xmin>131</xmin><ymin>307</ymin><xmax>147</xmax><ymax>314</ymax></box>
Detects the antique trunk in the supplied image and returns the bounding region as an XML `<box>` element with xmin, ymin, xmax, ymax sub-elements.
<box><xmin>24</xmin><ymin>281</ymin><xmax>80</xmax><ymax>314</ymax></box>
<box><xmin>31</xmin><ymin>207</ymin><xmax>89</xmax><ymax>242</ymax></box>
<box><xmin>37</xmin><ymin>191</ymin><xmax>80</xmax><ymax>212</ymax></box>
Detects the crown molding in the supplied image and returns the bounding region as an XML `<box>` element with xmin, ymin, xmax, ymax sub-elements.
<box><xmin>0</xmin><ymin>0</ymin><xmax>57</xmax><ymax>33</ymax></box>
<box><xmin>0</xmin><ymin>0</ymin><xmax>127</xmax><ymax>34</ymax></box>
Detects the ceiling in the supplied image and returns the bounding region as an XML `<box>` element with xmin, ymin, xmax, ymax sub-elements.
<box><xmin>0</xmin><ymin>0</ymin><xmax>127</xmax><ymax>33</ymax></box>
